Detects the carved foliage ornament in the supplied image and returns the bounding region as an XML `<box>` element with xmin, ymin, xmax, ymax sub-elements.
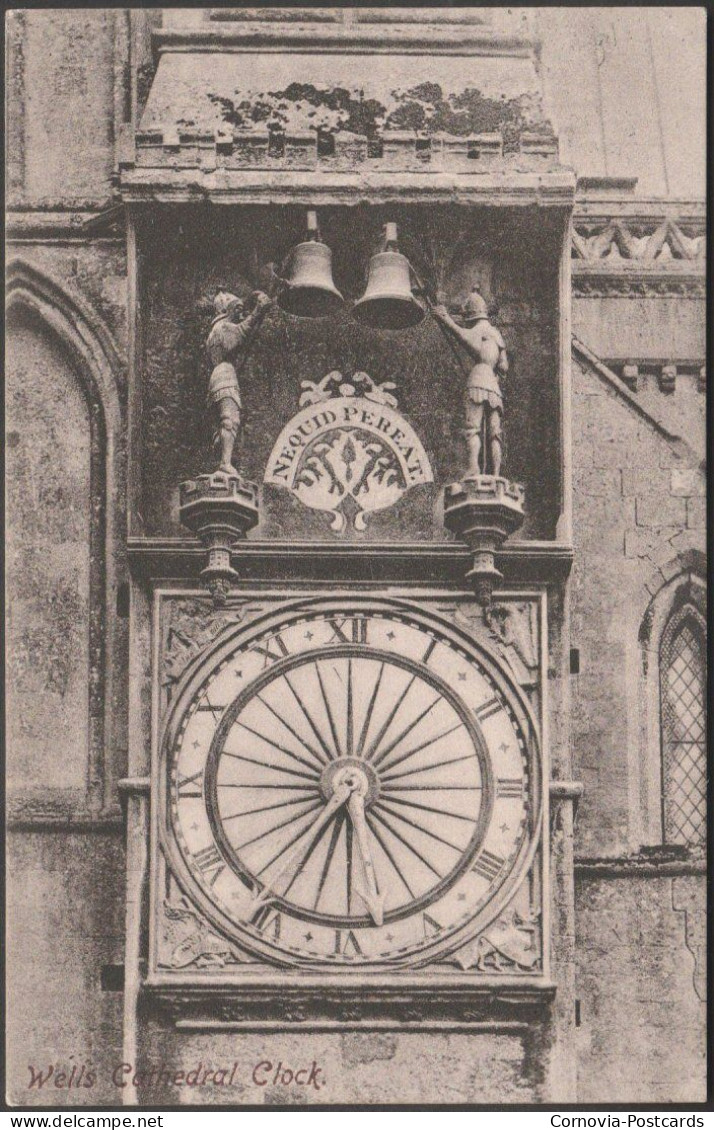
<box><xmin>264</xmin><ymin>372</ymin><xmax>434</xmax><ymax>533</ymax></box>
<box><xmin>572</xmin><ymin>218</ymin><xmax>705</xmax><ymax>263</ymax></box>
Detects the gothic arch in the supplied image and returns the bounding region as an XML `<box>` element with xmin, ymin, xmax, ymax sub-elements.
<box><xmin>637</xmin><ymin>562</ymin><xmax>706</xmax><ymax>847</ymax></box>
<box><xmin>6</xmin><ymin>259</ymin><xmax>125</xmax><ymax>817</ymax></box>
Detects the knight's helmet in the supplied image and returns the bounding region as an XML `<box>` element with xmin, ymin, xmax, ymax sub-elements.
<box><xmin>461</xmin><ymin>288</ymin><xmax>490</xmax><ymax>324</ymax></box>
<box><xmin>212</xmin><ymin>291</ymin><xmax>244</xmax><ymax>325</ymax></box>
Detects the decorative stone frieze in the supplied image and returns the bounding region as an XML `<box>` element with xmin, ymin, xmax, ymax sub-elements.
<box><xmin>572</xmin><ymin>216</ymin><xmax>704</xmax><ymax>263</ymax></box>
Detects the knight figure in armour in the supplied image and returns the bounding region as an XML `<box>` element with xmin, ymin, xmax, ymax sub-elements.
<box><xmin>432</xmin><ymin>288</ymin><xmax>508</xmax><ymax>479</ymax></box>
<box><xmin>206</xmin><ymin>289</ymin><xmax>272</xmax><ymax>474</ymax></box>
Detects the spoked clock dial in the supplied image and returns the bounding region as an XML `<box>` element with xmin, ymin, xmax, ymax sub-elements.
<box><xmin>162</xmin><ymin>602</ymin><xmax>540</xmax><ymax>968</ymax></box>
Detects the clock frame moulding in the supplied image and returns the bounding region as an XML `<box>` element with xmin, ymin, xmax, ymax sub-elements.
<box><xmin>139</xmin><ymin>585</ymin><xmax>552</xmax><ymax>1026</ymax></box>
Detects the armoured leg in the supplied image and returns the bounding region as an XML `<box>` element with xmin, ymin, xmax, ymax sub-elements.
<box><xmin>489</xmin><ymin>408</ymin><xmax>503</xmax><ymax>477</ymax></box>
<box><xmin>216</xmin><ymin>398</ymin><xmax>241</xmax><ymax>473</ymax></box>
<box><xmin>464</xmin><ymin>401</ymin><xmax>485</xmax><ymax>478</ymax></box>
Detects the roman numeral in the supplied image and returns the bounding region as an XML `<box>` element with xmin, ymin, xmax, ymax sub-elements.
<box><xmin>252</xmin><ymin>634</ymin><xmax>290</xmax><ymax>667</ymax></box>
<box><xmin>497</xmin><ymin>778</ymin><xmax>523</xmax><ymax>798</ymax></box>
<box><xmin>422</xmin><ymin>913</ymin><xmax>442</xmax><ymax>937</ymax></box>
<box><xmin>421</xmin><ymin>638</ymin><xmax>437</xmax><ymax>664</ymax></box>
<box><xmin>327</xmin><ymin>617</ymin><xmax>368</xmax><ymax>644</ymax></box>
<box><xmin>471</xmin><ymin>849</ymin><xmax>505</xmax><ymax>882</ymax></box>
<box><xmin>177</xmin><ymin>770</ymin><xmax>203</xmax><ymax>799</ymax></box>
<box><xmin>335</xmin><ymin>930</ymin><xmax>363</xmax><ymax>956</ymax></box>
<box><xmin>196</xmin><ymin>697</ymin><xmax>225</xmax><ymax>720</ymax></box>
<box><xmin>255</xmin><ymin>908</ymin><xmax>281</xmax><ymax>941</ymax></box>
<box><xmin>192</xmin><ymin>844</ymin><xmax>225</xmax><ymax>887</ymax></box>
<box><xmin>474</xmin><ymin>695</ymin><xmax>502</xmax><ymax>723</ymax></box>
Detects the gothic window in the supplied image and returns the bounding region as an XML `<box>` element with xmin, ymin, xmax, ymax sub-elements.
<box><xmin>659</xmin><ymin>607</ymin><xmax>707</xmax><ymax>846</ymax></box>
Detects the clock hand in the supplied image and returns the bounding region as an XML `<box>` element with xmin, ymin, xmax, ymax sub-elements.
<box><xmin>251</xmin><ymin>779</ymin><xmax>353</xmax><ymax>913</ymax></box>
<box><xmin>347</xmin><ymin>789</ymin><xmax>385</xmax><ymax>926</ymax></box>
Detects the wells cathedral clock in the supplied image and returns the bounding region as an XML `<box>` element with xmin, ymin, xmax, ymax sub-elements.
<box><xmin>159</xmin><ymin>599</ymin><xmax>540</xmax><ymax>967</ymax></box>
<box><xmin>138</xmin><ymin>134</ymin><xmax>561</xmax><ymax>1033</ymax></box>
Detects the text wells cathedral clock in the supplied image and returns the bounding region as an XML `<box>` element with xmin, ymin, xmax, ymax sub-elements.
<box><xmin>156</xmin><ymin>598</ymin><xmax>542</xmax><ymax>972</ymax></box>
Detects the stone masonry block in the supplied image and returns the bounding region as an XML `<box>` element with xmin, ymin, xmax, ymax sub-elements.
<box><xmin>624</xmin><ymin>527</ymin><xmax>674</xmax><ymax>559</ymax></box>
<box><xmin>686</xmin><ymin>497</ymin><xmax>706</xmax><ymax>529</ymax></box>
<box><xmin>636</xmin><ymin>495</ymin><xmax>687</xmax><ymax>528</ymax></box>
<box><xmin>573</xmin><ymin>464</ymin><xmax>622</xmax><ymax>497</ymax></box>
<box><xmin>670</xmin><ymin>468</ymin><xmax>706</xmax><ymax>497</ymax></box>
<box><xmin>621</xmin><ymin>467</ymin><xmax>671</xmax><ymax>497</ymax></box>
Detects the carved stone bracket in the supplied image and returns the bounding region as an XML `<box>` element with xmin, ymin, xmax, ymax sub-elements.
<box><xmin>179</xmin><ymin>470</ymin><xmax>259</xmax><ymax>605</ymax></box>
<box><xmin>443</xmin><ymin>476</ymin><xmax>525</xmax><ymax>605</ymax></box>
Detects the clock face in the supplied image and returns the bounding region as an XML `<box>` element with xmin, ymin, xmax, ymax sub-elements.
<box><xmin>160</xmin><ymin>601</ymin><xmax>540</xmax><ymax>968</ymax></box>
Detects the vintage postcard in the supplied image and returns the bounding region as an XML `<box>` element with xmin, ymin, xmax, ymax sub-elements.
<box><xmin>5</xmin><ymin>4</ymin><xmax>706</xmax><ymax>1111</ymax></box>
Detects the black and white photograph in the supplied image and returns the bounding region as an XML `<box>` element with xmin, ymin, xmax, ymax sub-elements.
<box><xmin>5</xmin><ymin>4</ymin><xmax>707</xmax><ymax>1112</ymax></box>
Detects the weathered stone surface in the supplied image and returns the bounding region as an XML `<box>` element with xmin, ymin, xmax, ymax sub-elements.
<box><xmin>571</xmin><ymin>355</ymin><xmax>706</xmax><ymax>858</ymax></box>
<box><xmin>11</xmin><ymin>10</ymin><xmax>118</xmax><ymax>207</ymax></box>
<box><xmin>6</xmin><ymin>832</ymin><xmax>125</xmax><ymax>1107</ymax></box>
<box><xmin>6</xmin><ymin>311</ymin><xmax>92</xmax><ymax>797</ymax></box>
<box><xmin>135</xmin><ymin>1027</ymin><xmax>540</xmax><ymax>1105</ymax></box>
<box><xmin>635</xmin><ymin>494</ymin><xmax>687</xmax><ymax>529</ymax></box>
<box><xmin>686</xmin><ymin>497</ymin><xmax>706</xmax><ymax>529</ymax></box>
<box><xmin>671</xmin><ymin>468</ymin><xmax>706</xmax><ymax>497</ymax></box>
<box><xmin>575</xmin><ymin>876</ymin><xmax>706</xmax><ymax>1103</ymax></box>
<box><xmin>341</xmin><ymin>1033</ymin><xmax>397</xmax><ymax>1066</ymax></box>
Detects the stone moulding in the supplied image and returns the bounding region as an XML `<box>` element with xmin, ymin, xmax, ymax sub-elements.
<box><xmin>126</xmin><ymin>538</ymin><xmax>574</xmax><ymax>586</ymax></box>
<box><xmin>119</xmin><ymin>169</ymin><xmax>576</xmax><ymax>207</ymax></box>
<box><xmin>572</xmin><ymin>217</ymin><xmax>704</xmax><ymax>263</ymax></box>
<box><xmin>153</xmin><ymin>26</ymin><xmax>536</xmax><ymax>57</ymax></box>
<box><xmin>6</xmin><ymin>259</ymin><xmax>125</xmax><ymax>822</ymax></box>
<box><xmin>571</xmin><ymin>276</ymin><xmax>704</xmax><ymax>302</ymax></box>
<box><xmin>142</xmin><ymin>976</ymin><xmax>556</xmax><ymax>1030</ymax></box>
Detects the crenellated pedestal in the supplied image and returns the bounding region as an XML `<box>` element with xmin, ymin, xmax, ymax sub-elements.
<box><xmin>444</xmin><ymin>476</ymin><xmax>525</xmax><ymax>604</ymax></box>
<box><xmin>179</xmin><ymin>470</ymin><xmax>259</xmax><ymax>604</ymax></box>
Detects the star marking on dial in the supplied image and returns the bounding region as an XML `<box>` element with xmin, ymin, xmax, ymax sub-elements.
<box><xmin>170</xmin><ymin>609</ymin><xmax>535</xmax><ymax>964</ymax></box>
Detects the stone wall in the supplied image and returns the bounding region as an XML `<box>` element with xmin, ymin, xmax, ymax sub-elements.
<box><xmin>575</xmin><ymin>872</ymin><xmax>706</xmax><ymax>1103</ymax></box>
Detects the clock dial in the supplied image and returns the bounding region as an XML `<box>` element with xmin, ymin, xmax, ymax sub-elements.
<box><xmin>162</xmin><ymin>602</ymin><xmax>539</xmax><ymax>968</ymax></box>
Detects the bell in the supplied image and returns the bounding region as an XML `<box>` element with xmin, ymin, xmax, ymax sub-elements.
<box><xmin>277</xmin><ymin>211</ymin><xmax>344</xmax><ymax>318</ymax></box>
<box><xmin>353</xmin><ymin>223</ymin><xmax>425</xmax><ymax>330</ymax></box>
